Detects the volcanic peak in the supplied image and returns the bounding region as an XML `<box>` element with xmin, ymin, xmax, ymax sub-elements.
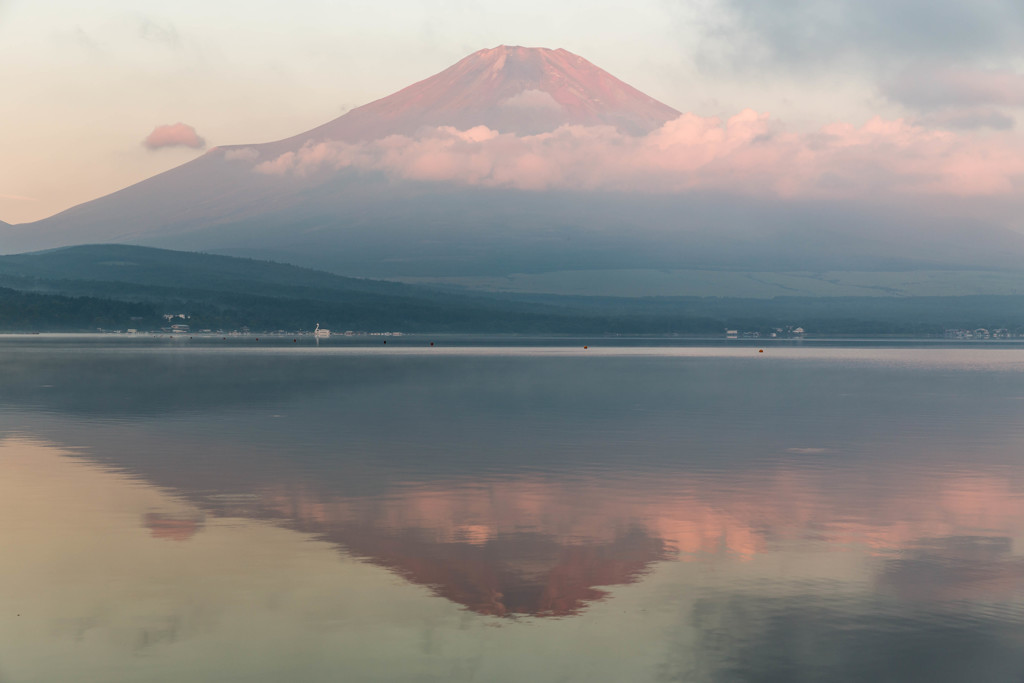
<box><xmin>272</xmin><ymin>45</ymin><xmax>680</xmax><ymax>147</ymax></box>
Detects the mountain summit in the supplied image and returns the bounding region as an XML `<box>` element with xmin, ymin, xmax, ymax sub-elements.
<box><xmin>272</xmin><ymin>46</ymin><xmax>680</xmax><ymax>147</ymax></box>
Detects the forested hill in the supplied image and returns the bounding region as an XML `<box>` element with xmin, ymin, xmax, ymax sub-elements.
<box><xmin>1</xmin><ymin>244</ymin><xmax>1023</xmax><ymax>334</ymax></box>
<box><xmin>0</xmin><ymin>245</ymin><xmax>722</xmax><ymax>333</ymax></box>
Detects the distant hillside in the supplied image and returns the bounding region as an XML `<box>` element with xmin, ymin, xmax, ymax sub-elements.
<box><xmin>0</xmin><ymin>244</ymin><xmax>414</xmax><ymax>296</ymax></box>
<box><xmin>0</xmin><ymin>245</ymin><xmax>724</xmax><ymax>333</ymax></box>
<box><xmin>2</xmin><ymin>245</ymin><xmax>1023</xmax><ymax>334</ymax></box>
<box><xmin>0</xmin><ymin>287</ymin><xmax>158</xmax><ymax>331</ymax></box>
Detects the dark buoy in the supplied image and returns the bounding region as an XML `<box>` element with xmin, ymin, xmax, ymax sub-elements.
<box><xmin>293</xmin><ymin>339</ymin><xmax>297</xmax><ymax>342</ymax></box>
<box><xmin>383</xmin><ymin>340</ymin><xmax>387</xmax><ymax>344</ymax></box>
<box><xmin>430</xmin><ymin>342</ymin><xmax>434</xmax><ymax>347</ymax></box>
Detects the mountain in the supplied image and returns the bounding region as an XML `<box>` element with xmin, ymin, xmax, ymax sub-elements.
<box><xmin>275</xmin><ymin>45</ymin><xmax>681</xmax><ymax>145</ymax></box>
<box><xmin>4</xmin><ymin>46</ymin><xmax>1024</xmax><ymax>294</ymax></box>
<box><xmin>0</xmin><ymin>47</ymin><xmax>680</xmax><ymax>259</ymax></box>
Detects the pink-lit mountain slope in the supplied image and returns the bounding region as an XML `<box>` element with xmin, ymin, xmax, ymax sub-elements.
<box><xmin>279</xmin><ymin>45</ymin><xmax>681</xmax><ymax>144</ymax></box>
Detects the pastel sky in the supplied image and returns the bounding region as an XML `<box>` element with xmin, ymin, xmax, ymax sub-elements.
<box><xmin>3</xmin><ymin>0</ymin><xmax>1024</xmax><ymax>224</ymax></box>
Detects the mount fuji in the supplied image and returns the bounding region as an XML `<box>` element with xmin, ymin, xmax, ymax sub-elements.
<box><xmin>5</xmin><ymin>46</ymin><xmax>1024</xmax><ymax>296</ymax></box>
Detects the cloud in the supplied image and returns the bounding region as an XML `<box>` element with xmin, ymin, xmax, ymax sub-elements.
<box><xmin>883</xmin><ymin>66</ymin><xmax>1024</xmax><ymax>109</ymax></box>
<box><xmin>222</xmin><ymin>147</ymin><xmax>260</xmax><ymax>162</ymax></box>
<box><xmin>701</xmin><ymin>0</ymin><xmax>1024</xmax><ymax>71</ymax></box>
<box><xmin>917</xmin><ymin>108</ymin><xmax>1015</xmax><ymax>131</ymax></box>
<box><xmin>143</xmin><ymin>123</ymin><xmax>206</xmax><ymax>150</ymax></box>
<box><xmin>135</xmin><ymin>16</ymin><xmax>181</xmax><ymax>49</ymax></box>
<box><xmin>253</xmin><ymin>113</ymin><xmax>1024</xmax><ymax>199</ymax></box>
<box><xmin>880</xmin><ymin>66</ymin><xmax>1024</xmax><ymax>129</ymax></box>
<box><xmin>500</xmin><ymin>89</ymin><xmax>563</xmax><ymax>112</ymax></box>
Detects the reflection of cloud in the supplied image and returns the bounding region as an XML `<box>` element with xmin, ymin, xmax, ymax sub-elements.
<box><xmin>143</xmin><ymin>123</ymin><xmax>206</xmax><ymax>150</ymax></box>
<box><xmin>877</xmin><ymin>535</ymin><xmax>1024</xmax><ymax>601</ymax></box>
<box><xmin>208</xmin><ymin>466</ymin><xmax>1024</xmax><ymax>616</ymax></box>
<box><xmin>143</xmin><ymin>512</ymin><xmax>205</xmax><ymax>541</ymax></box>
<box><xmin>10</xmin><ymin>425</ymin><xmax>1024</xmax><ymax>623</ymax></box>
<box><xmin>254</xmin><ymin>113</ymin><xmax>1024</xmax><ymax>198</ymax></box>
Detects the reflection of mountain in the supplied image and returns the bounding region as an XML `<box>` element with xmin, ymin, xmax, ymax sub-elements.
<box><xmin>193</xmin><ymin>467</ymin><xmax>1024</xmax><ymax>616</ymax></box>
<box><xmin>314</xmin><ymin>525</ymin><xmax>666</xmax><ymax>617</ymax></box>
<box><xmin>206</xmin><ymin>484</ymin><xmax>673</xmax><ymax>617</ymax></box>
<box><xmin>7</xmin><ymin>346</ymin><xmax>1024</xmax><ymax>621</ymax></box>
<box><xmin>8</xmin><ymin>423</ymin><xmax>1024</xmax><ymax>621</ymax></box>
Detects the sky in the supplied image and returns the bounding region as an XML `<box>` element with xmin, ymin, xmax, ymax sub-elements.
<box><xmin>3</xmin><ymin>0</ymin><xmax>1024</xmax><ymax>224</ymax></box>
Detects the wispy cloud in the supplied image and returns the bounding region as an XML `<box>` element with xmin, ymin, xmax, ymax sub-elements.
<box><xmin>700</xmin><ymin>0</ymin><xmax>1024</xmax><ymax>71</ymax></box>
<box><xmin>883</xmin><ymin>66</ymin><xmax>1024</xmax><ymax>109</ymax></box>
<box><xmin>879</xmin><ymin>65</ymin><xmax>1024</xmax><ymax>130</ymax></box>
<box><xmin>135</xmin><ymin>16</ymin><xmax>181</xmax><ymax>49</ymax></box>
<box><xmin>916</xmin><ymin>108</ymin><xmax>1016</xmax><ymax>131</ymax></box>
<box><xmin>143</xmin><ymin>122</ymin><xmax>205</xmax><ymax>150</ymax></box>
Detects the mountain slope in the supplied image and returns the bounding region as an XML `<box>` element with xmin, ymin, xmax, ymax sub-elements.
<box><xmin>4</xmin><ymin>47</ymin><xmax>1024</xmax><ymax>292</ymax></box>
<box><xmin>279</xmin><ymin>45</ymin><xmax>680</xmax><ymax>144</ymax></box>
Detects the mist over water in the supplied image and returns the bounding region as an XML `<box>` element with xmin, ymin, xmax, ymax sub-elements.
<box><xmin>2</xmin><ymin>338</ymin><xmax>1024</xmax><ymax>681</ymax></box>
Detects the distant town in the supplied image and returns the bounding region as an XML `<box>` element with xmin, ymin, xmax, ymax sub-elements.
<box><xmin>725</xmin><ymin>326</ymin><xmax>805</xmax><ymax>340</ymax></box>
<box><xmin>942</xmin><ymin>328</ymin><xmax>1014</xmax><ymax>340</ymax></box>
<box><xmin>87</xmin><ymin>316</ymin><xmax>1024</xmax><ymax>340</ymax></box>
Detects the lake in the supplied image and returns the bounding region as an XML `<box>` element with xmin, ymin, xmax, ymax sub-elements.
<box><xmin>2</xmin><ymin>336</ymin><xmax>1024</xmax><ymax>682</ymax></box>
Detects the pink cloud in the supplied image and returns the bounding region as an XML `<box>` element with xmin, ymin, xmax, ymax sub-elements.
<box><xmin>143</xmin><ymin>122</ymin><xmax>206</xmax><ymax>150</ymax></box>
<box><xmin>253</xmin><ymin>112</ymin><xmax>1024</xmax><ymax>199</ymax></box>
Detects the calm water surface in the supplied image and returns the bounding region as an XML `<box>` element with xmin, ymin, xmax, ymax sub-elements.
<box><xmin>2</xmin><ymin>337</ymin><xmax>1024</xmax><ymax>682</ymax></box>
